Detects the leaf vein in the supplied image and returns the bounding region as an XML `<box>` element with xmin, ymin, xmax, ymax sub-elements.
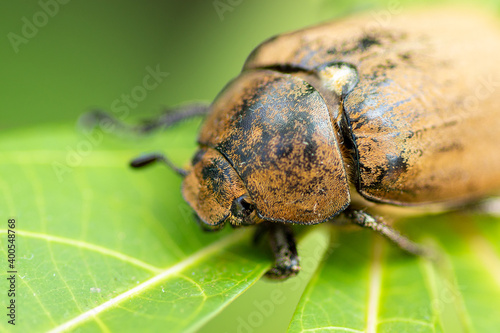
<box><xmin>302</xmin><ymin>326</ymin><xmax>364</xmax><ymax>333</ymax></box>
<box><xmin>0</xmin><ymin>229</ymin><xmax>162</xmax><ymax>273</ymax></box>
<box><xmin>365</xmin><ymin>236</ymin><xmax>383</xmax><ymax>333</ymax></box>
<box><xmin>46</xmin><ymin>229</ymin><xmax>250</xmax><ymax>333</ymax></box>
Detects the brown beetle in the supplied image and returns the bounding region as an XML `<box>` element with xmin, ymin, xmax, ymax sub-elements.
<box><xmin>86</xmin><ymin>7</ymin><xmax>500</xmax><ymax>279</ymax></box>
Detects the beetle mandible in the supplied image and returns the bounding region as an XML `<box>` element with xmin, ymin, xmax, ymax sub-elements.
<box><xmin>86</xmin><ymin>8</ymin><xmax>500</xmax><ymax>279</ymax></box>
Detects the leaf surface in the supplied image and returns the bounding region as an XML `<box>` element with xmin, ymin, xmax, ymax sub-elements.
<box><xmin>288</xmin><ymin>214</ymin><xmax>500</xmax><ymax>333</ymax></box>
<box><xmin>1</xmin><ymin>125</ymin><xmax>500</xmax><ymax>333</ymax></box>
<box><xmin>0</xmin><ymin>124</ymin><xmax>272</xmax><ymax>332</ymax></box>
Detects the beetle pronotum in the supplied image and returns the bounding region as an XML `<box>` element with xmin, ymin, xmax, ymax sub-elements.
<box><xmin>84</xmin><ymin>7</ymin><xmax>500</xmax><ymax>279</ymax></box>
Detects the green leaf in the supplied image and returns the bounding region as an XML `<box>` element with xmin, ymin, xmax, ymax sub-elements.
<box><xmin>288</xmin><ymin>214</ymin><xmax>500</xmax><ymax>333</ymax></box>
<box><xmin>1</xmin><ymin>123</ymin><xmax>500</xmax><ymax>333</ymax></box>
<box><xmin>0</xmin><ymin>123</ymin><xmax>273</xmax><ymax>332</ymax></box>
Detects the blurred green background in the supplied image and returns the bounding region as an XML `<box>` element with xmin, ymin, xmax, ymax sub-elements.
<box><xmin>0</xmin><ymin>0</ymin><xmax>372</xmax><ymax>131</ymax></box>
<box><xmin>2</xmin><ymin>0</ymin><xmax>499</xmax><ymax>332</ymax></box>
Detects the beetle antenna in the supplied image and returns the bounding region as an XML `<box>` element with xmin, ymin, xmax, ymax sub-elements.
<box><xmin>130</xmin><ymin>153</ymin><xmax>188</xmax><ymax>178</ymax></box>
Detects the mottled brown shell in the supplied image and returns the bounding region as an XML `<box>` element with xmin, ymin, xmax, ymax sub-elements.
<box><xmin>182</xmin><ymin>7</ymin><xmax>500</xmax><ymax>228</ymax></box>
<box><xmin>198</xmin><ymin>70</ymin><xmax>350</xmax><ymax>224</ymax></box>
<box><xmin>244</xmin><ymin>7</ymin><xmax>500</xmax><ymax>206</ymax></box>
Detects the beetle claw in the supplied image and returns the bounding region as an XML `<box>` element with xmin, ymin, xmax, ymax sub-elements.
<box><xmin>265</xmin><ymin>256</ymin><xmax>301</xmax><ymax>280</ymax></box>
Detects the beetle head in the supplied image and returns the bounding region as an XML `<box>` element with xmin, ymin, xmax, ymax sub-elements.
<box><xmin>182</xmin><ymin>147</ymin><xmax>258</xmax><ymax>230</ymax></box>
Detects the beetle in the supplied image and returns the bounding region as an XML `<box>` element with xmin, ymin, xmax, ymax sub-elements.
<box><xmin>84</xmin><ymin>7</ymin><xmax>500</xmax><ymax>279</ymax></box>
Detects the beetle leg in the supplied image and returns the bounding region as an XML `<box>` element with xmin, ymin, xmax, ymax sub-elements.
<box><xmin>129</xmin><ymin>152</ymin><xmax>188</xmax><ymax>177</ymax></box>
<box><xmin>79</xmin><ymin>103</ymin><xmax>210</xmax><ymax>135</ymax></box>
<box><xmin>137</xmin><ymin>103</ymin><xmax>210</xmax><ymax>133</ymax></box>
<box><xmin>469</xmin><ymin>197</ymin><xmax>500</xmax><ymax>217</ymax></box>
<box><xmin>254</xmin><ymin>222</ymin><xmax>300</xmax><ymax>280</ymax></box>
<box><xmin>345</xmin><ymin>209</ymin><xmax>434</xmax><ymax>258</ymax></box>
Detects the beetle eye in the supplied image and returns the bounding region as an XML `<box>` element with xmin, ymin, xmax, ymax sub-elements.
<box><xmin>231</xmin><ymin>196</ymin><xmax>255</xmax><ymax>218</ymax></box>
